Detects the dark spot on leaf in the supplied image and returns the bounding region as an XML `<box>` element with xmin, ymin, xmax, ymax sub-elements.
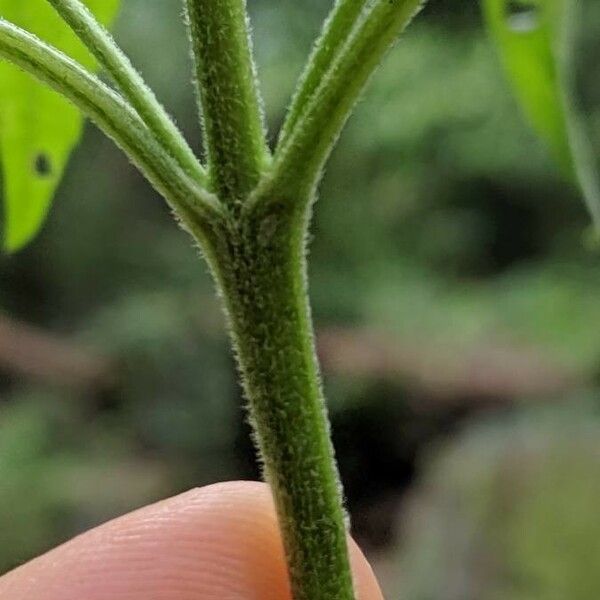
<box><xmin>34</xmin><ymin>153</ymin><xmax>52</xmax><ymax>177</ymax></box>
<box><xmin>506</xmin><ymin>0</ymin><xmax>540</xmax><ymax>33</ymax></box>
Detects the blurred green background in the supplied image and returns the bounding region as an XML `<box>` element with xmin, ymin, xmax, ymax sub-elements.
<box><xmin>2</xmin><ymin>1</ymin><xmax>600</xmax><ymax>597</ymax></box>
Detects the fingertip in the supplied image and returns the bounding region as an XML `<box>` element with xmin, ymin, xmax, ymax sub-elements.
<box><xmin>349</xmin><ymin>539</ymin><xmax>385</xmax><ymax>600</ymax></box>
<box><xmin>0</xmin><ymin>481</ymin><xmax>383</xmax><ymax>600</ymax></box>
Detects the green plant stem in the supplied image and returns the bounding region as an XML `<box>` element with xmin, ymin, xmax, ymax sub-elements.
<box><xmin>206</xmin><ymin>199</ymin><xmax>355</xmax><ymax>600</ymax></box>
<box><xmin>1</xmin><ymin>3</ymin><xmax>430</xmax><ymax>598</ymax></box>
<box><xmin>0</xmin><ymin>19</ymin><xmax>221</xmax><ymax>236</ymax></box>
<box><xmin>184</xmin><ymin>0</ymin><xmax>269</xmax><ymax>204</ymax></box>
<box><xmin>268</xmin><ymin>0</ymin><xmax>424</xmax><ymax>206</ymax></box>
<box><xmin>46</xmin><ymin>0</ymin><xmax>208</xmax><ymax>187</ymax></box>
<box><xmin>278</xmin><ymin>0</ymin><xmax>368</xmax><ymax>147</ymax></box>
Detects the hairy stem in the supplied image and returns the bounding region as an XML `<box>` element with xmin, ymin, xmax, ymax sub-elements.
<box><xmin>0</xmin><ymin>19</ymin><xmax>222</xmax><ymax>236</ymax></box>
<box><xmin>206</xmin><ymin>199</ymin><xmax>355</xmax><ymax>600</ymax></box>
<box><xmin>278</xmin><ymin>0</ymin><xmax>368</xmax><ymax>147</ymax></box>
<box><xmin>45</xmin><ymin>0</ymin><xmax>208</xmax><ymax>187</ymax></box>
<box><xmin>1</xmin><ymin>3</ymin><xmax>429</xmax><ymax>598</ymax></box>
<box><xmin>269</xmin><ymin>0</ymin><xmax>424</xmax><ymax>205</ymax></box>
<box><xmin>184</xmin><ymin>0</ymin><xmax>269</xmax><ymax>204</ymax></box>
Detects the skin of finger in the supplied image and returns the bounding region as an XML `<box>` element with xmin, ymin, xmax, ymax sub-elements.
<box><xmin>0</xmin><ymin>480</ymin><xmax>384</xmax><ymax>600</ymax></box>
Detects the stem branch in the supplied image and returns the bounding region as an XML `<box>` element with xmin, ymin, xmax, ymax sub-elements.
<box><xmin>0</xmin><ymin>19</ymin><xmax>222</xmax><ymax>237</ymax></box>
<box><xmin>269</xmin><ymin>0</ymin><xmax>424</xmax><ymax>206</ymax></box>
<box><xmin>184</xmin><ymin>0</ymin><xmax>269</xmax><ymax>204</ymax></box>
<box><xmin>278</xmin><ymin>0</ymin><xmax>368</xmax><ymax>147</ymax></box>
<box><xmin>46</xmin><ymin>0</ymin><xmax>208</xmax><ymax>187</ymax></box>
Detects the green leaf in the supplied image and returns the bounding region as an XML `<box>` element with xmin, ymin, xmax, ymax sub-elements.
<box><xmin>0</xmin><ymin>0</ymin><xmax>120</xmax><ymax>252</ymax></box>
<box><xmin>483</xmin><ymin>0</ymin><xmax>600</xmax><ymax>227</ymax></box>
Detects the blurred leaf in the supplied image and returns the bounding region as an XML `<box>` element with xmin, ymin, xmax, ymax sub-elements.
<box><xmin>483</xmin><ymin>0</ymin><xmax>600</xmax><ymax>226</ymax></box>
<box><xmin>0</xmin><ymin>0</ymin><xmax>121</xmax><ymax>252</ymax></box>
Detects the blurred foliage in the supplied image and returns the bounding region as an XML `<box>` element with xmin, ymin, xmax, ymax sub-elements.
<box><xmin>0</xmin><ymin>389</ymin><xmax>170</xmax><ymax>570</ymax></box>
<box><xmin>1</xmin><ymin>0</ymin><xmax>600</xmax><ymax>587</ymax></box>
<box><xmin>395</xmin><ymin>402</ymin><xmax>600</xmax><ymax>600</ymax></box>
